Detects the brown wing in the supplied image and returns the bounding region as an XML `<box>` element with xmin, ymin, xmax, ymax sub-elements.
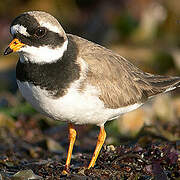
<box><xmin>68</xmin><ymin>34</ymin><xmax>180</xmax><ymax>109</ymax></box>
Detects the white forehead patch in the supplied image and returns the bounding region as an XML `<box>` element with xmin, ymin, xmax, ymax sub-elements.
<box><xmin>11</xmin><ymin>24</ymin><xmax>30</xmax><ymax>36</ymax></box>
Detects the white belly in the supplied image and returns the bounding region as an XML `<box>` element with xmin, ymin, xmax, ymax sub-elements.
<box><xmin>17</xmin><ymin>80</ymin><xmax>142</xmax><ymax>126</ymax></box>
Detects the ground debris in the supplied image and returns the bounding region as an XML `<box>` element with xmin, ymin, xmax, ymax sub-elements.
<box><xmin>0</xmin><ymin>114</ymin><xmax>179</xmax><ymax>179</ymax></box>
<box><xmin>0</xmin><ymin>139</ymin><xmax>179</xmax><ymax>179</ymax></box>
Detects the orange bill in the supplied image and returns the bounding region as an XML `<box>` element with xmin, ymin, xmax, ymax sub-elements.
<box><xmin>4</xmin><ymin>38</ymin><xmax>25</xmax><ymax>55</ymax></box>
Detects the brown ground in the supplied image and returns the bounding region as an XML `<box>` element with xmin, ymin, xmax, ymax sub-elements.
<box><xmin>0</xmin><ymin>112</ymin><xmax>179</xmax><ymax>180</ymax></box>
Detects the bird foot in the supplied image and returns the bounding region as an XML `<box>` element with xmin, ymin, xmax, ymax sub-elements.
<box><xmin>61</xmin><ymin>165</ymin><xmax>70</xmax><ymax>176</ymax></box>
<box><xmin>61</xmin><ymin>169</ymin><xmax>69</xmax><ymax>176</ymax></box>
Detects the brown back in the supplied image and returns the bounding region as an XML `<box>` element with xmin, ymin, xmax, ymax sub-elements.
<box><xmin>68</xmin><ymin>34</ymin><xmax>180</xmax><ymax>109</ymax></box>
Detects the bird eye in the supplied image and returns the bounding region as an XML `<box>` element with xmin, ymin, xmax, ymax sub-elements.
<box><xmin>35</xmin><ymin>27</ymin><xmax>46</xmax><ymax>37</ymax></box>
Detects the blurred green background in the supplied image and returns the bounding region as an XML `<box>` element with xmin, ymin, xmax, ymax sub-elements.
<box><xmin>0</xmin><ymin>0</ymin><xmax>180</xmax><ymax>144</ymax></box>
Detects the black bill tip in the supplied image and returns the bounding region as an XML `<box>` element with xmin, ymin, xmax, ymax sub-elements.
<box><xmin>4</xmin><ymin>47</ymin><xmax>13</xmax><ymax>56</ymax></box>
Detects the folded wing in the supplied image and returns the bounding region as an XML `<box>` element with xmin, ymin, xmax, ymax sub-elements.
<box><xmin>68</xmin><ymin>34</ymin><xmax>180</xmax><ymax>109</ymax></box>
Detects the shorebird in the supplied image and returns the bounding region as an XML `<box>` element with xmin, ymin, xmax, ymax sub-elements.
<box><xmin>4</xmin><ymin>11</ymin><xmax>180</xmax><ymax>174</ymax></box>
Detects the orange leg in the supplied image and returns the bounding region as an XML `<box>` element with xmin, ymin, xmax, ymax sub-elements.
<box><xmin>62</xmin><ymin>123</ymin><xmax>76</xmax><ymax>175</ymax></box>
<box><xmin>88</xmin><ymin>126</ymin><xmax>106</xmax><ymax>169</ymax></box>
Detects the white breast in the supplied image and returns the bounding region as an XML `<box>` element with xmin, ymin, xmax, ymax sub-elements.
<box><xmin>17</xmin><ymin>79</ymin><xmax>142</xmax><ymax>126</ymax></box>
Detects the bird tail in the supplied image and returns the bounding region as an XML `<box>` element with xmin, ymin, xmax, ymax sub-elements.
<box><xmin>142</xmin><ymin>74</ymin><xmax>180</xmax><ymax>98</ymax></box>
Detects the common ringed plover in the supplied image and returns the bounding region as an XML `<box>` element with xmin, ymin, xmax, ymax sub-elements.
<box><xmin>4</xmin><ymin>11</ymin><xmax>180</xmax><ymax>174</ymax></box>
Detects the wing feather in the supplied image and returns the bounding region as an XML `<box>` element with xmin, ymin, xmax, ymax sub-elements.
<box><xmin>68</xmin><ymin>34</ymin><xmax>180</xmax><ymax>109</ymax></box>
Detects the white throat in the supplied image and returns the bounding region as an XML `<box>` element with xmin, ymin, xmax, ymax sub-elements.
<box><xmin>19</xmin><ymin>39</ymin><xmax>68</xmax><ymax>64</ymax></box>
